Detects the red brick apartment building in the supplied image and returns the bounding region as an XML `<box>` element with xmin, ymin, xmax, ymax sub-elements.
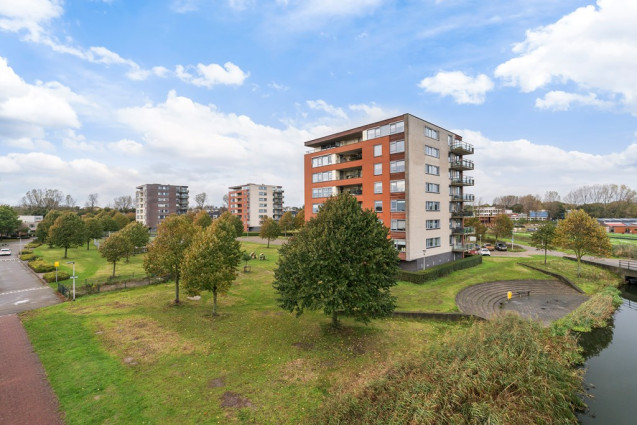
<box><xmin>135</xmin><ymin>184</ymin><xmax>189</xmax><ymax>230</ymax></box>
<box><xmin>304</xmin><ymin>114</ymin><xmax>475</xmax><ymax>271</ymax></box>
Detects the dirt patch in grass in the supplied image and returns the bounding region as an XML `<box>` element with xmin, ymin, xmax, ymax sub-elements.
<box><xmin>280</xmin><ymin>358</ymin><xmax>318</xmax><ymax>384</ymax></box>
<box><xmin>292</xmin><ymin>341</ymin><xmax>314</xmax><ymax>350</ymax></box>
<box><xmin>220</xmin><ymin>391</ymin><xmax>254</xmax><ymax>409</ymax></box>
<box><xmin>97</xmin><ymin>316</ymin><xmax>198</xmax><ymax>364</ymax></box>
<box><xmin>207</xmin><ymin>377</ymin><xmax>225</xmax><ymax>388</ymax></box>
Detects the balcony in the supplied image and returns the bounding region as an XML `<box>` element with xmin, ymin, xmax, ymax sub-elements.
<box><xmin>451</xmin><ymin>210</ymin><xmax>474</xmax><ymax>218</ymax></box>
<box><xmin>339</xmin><ymin>185</ymin><xmax>363</xmax><ymax>196</ymax></box>
<box><xmin>337</xmin><ymin>153</ymin><xmax>363</xmax><ymax>163</ymax></box>
<box><xmin>450</xmin><ymin>194</ymin><xmax>463</xmax><ymax>201</ymax></box>
<box><xmin>464</xmin><ymin>194</ymin><xmax>475</xmax><ymax>202</ymax></box>
<box><xmin>450</xmin><ymin>176</ymin><xmax>474</xmax><ymax>186</ymax></box>
<box><xmin>338</xmin><ymin>170</ymin><xmax>362</xmax><ymax>180</ymax></box>
<box><xmin>449</xmin><ymin>159</ymin><xmax>474</xmax><ymax>171</ymax></box>
<box><xmin>452</xmin><ymin>243</ymin><xmax>475</xmax><ymax>252</ymax></box>
<box><xmin>449</xmin><ymin>141</ymin><xmax>474</xmax><ymax>155</ymax></box>
<box><xmin>451</xmin><ymin>226</ymin><xmax>475</xmax><ymax>235</ymax></box>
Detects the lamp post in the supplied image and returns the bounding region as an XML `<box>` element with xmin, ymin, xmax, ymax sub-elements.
<box><xmin>67</xmin><ymin>261</ymin><xmax>77</xmax><ymax>301</ymax></box>
<box><xmin>18</xmin><ymin>237</ymin><xmax>22</xmax><ymax>255</ymax></box>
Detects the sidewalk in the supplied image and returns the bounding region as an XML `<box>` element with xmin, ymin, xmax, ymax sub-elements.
<box><xmin>0</xmin><ymin>314</ymin><xmax>64</xmax><ymax>425</ymax></box>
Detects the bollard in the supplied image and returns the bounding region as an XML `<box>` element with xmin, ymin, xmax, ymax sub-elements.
<box><xmin>507</xmin><ymin>291</ymin><xmax>512</xmax><ymax>300</ymax></box>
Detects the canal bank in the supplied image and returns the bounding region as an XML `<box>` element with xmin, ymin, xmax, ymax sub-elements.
<box><xmin>578</xmin><ymin>284</ymin><xmax>637</xmax><ymax>424</ymax></box>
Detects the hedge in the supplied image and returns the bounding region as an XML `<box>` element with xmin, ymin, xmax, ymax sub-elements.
<box><xmin>43</xmin><ymin>270</ymin><xmax>70</xmax><ymax>283</ymax></box>
<box><xmin>398</xmin><ymin>255</ymin><xmax>483</xmax><ymax>284</ymax></box>
<box><xmin>20</xmin><ymin>253</ymin><xmax>38</xmax><ymax>261</ymax></box>
<box><xmin>25</xmin><ymin>241</ymin><xmax>42</xmax><ymax>248</ymax></box>
<box><xmin>28</xmin><ymin>259</ymin><xmax>56</xmax><ymax>273</ymax></box>
<box><xmin>20</xmin><ymin>249</ymin><xmax>33</xmax><ymax>255</ymax></box>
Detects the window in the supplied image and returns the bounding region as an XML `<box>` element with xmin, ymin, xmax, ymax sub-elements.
<box><xmin>374</xmin><ymin>163</ymin><xmax>382</xmax><ymax>175</ymax></box>
<box><xmin>374</xmin><ymin>200</ymin><xmax>383</xmax><ymax>213</ymax></box>
<box><xmin>389</xmin><ymin>121</ymin><xmax>404</xmax><ymax>134</ymax></box>
<box><xmin>448</xmin><ymin>134</ymin><xmax>453</xmax><ymax>144</ymax></box>
<box><xmin>389</xmin><ymin>140</ymin><xmax>405</xmax><ymax>154</ymax></box>
<box><xmin>374</xmin><ymin>182</ymin><xmax>383</xmax><ymax>194</ymax></box>
<box><xmin>366</xmin><ymin>121</ymin><xmax>404</xmax><ymax>140</ymax></box>
<box><xmin>312</xmin><ymin>171</ymin><xmax>333</xmax><ymax>183</ymax></box>
<box><xmin>259</xmin><ymin>197</ymin><xmax>267</xmax><ymax>201</ymax></box>
<box><xmin>312</xmin><ymin>203</ymin><xmax>323</xmax><ymax>214</ymax></box>
<box><xmin>374</xmin><ymin>144</ymin><xmax>382</xmax><ymax>157</ymax></box>
<box><xmin>259</xmin><ymin>186</ymin><xmax>267</xmax><ymax>190</ymax></box>
<box><xmin>312</xmin><ymin>154</ymin><xmax>333</xmax><ymax>168</ymax></box>
<box><xmin>259</xmin><ymin>203</ymin><xmax>267</xmax><ymax>207</ymax></box>
<box><xmin>391</xmin><ymin>199</ymin><xmax>405</xmax><ymax>212</ymax></box>
<box><xmin>425</xmin><ymin>145</ymin><xmax>440</xmax><ymax>158</ymax></box>
<box><xmin>425</xmin><ymin>164</ymin><xmax>439</xmax><ymax>175</ymax></box>
<box><xmin>391</xmin><ymin>219</ymin><xmax>406</xmax><ymax>231</ymax></box>
<box><xmin>426</xmin><ymin>183</ymin><xmax>440</xmax><ymax>193</ymax></box>
<box><xmin>258</xmin><ymin>209</ymin><xmax>267</xmax><ymax>213</ymax></box>
<box><xmin>425</xmin><ymin>127</ymin><xmax>439</xmax><ymax>140</ymax></box>
<box><xmin>259</xmin><ymin>191</ymin><xmax>267</xmax><ymax>196</ymax></box>
<box><xmin>426</xmin><ymin>219</ymin><xmax>440</xmax><ymax>229</ymax></box>
<box><xmin>426</xmin><ymin>201</ymin><xmax>440</xmax><ymax>211</ymax></box>
<box><xmin>426</xmin><ymin>237</ymin><xmax>441</xmax><ymax>248</ymax></box>
<box><xmin>312</xmin><ymin>187</ymin><xmax>333</xmax><ymax>198</ymax></box>
<box><xmin>390</xmin><ymin>180</ymin><xmax>405</xmax><ymax>193</ymax></box>
<box><xmin>394</xmin><ymin>239</ymin><xmax>406</xmax><ymax>252</ymax></box>
<box><xmin>390</xmin><ymin>160</ymin><xmax>405</xmax><ymax>173</ymax></box>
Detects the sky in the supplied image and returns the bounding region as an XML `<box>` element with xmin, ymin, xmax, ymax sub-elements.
<box><xmin>1</xmin><ymin>0</ymin><xmax>636</xmax><ymax>209</ymax></box>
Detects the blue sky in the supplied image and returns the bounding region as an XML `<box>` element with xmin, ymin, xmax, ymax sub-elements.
<box><xmin>1</xmin><ymin>0</ymin><xmax>636</xmax><ymax>208</ymax></box>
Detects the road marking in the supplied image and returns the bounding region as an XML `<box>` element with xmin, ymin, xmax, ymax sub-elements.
<box><xmin>0</xmin><ymin>287</ymin><xmax>49</xmax><ymax>296</ymax></box>
<box><xmin>0</xmin><ymin>258</ymin><xmax>18</xmax><ymax>262</ymax></box>
<box><xmin>14</xmin><ymin>300</ymin><xmax>29</xmax><ymax>305</ymax></box>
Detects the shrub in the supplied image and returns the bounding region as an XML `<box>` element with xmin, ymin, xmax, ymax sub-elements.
<box><xmin>612</xmin><ymin>244</ymin><xmax>637</xmax><ymax>259</ymax></box>
<box><xmin>28</xmin><ymin>259</ymin><xmax>56</xmax><ymax>273</ymax></box>
<box><xmin>43</xmin><ymin>270</ymin><xmax>70</xmax><ymax>283</ymax></box>
<box><xmin>20</xmin><ymin>253</ymin><xmax>38</xmax><ymax>261</ymax></box>
<box><xmin>398</xmin><ymin>255</ymin><xmax>482</xmax><ymax>284</ymax></box>
<box><xmin>20</xmin><ymin>249</ymin><xmax>33</xmax><ymax>255</ymax></box>
<box><xmin>26</xmin><ymin>241</ymin><xmax>42</xmax><ymax>248</ymax></box>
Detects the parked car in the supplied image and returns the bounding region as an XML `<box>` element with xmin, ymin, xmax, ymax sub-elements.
<box><xmin>0</xmin><ymin>248</ymin><xmax>11</xmax><ymax>256</ymax></box>
<box><xmin>482</xmin><ymin>243</ymin><xmax>494</xmax><ymax>251</ymax></box>
<box><xmin>479</xmin><ymin>248</ymin><xmax>491</xmax><ymax>256</ymax></box>
<box><xmin>495</xmin><ymin>242</ymin><xmax>507</xmax><ymax>251</ymax></box>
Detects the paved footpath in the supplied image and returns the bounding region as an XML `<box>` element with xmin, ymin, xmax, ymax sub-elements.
<box><xmin>0</xmin><ymin>314</ymin><xmax>64</xmax><ymax>425</ymax></box>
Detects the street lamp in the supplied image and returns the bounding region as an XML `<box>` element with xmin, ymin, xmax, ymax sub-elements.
<box><xmin>67</xmin><ymin>261</ymin><xmax>77</xmax><ymax>301</ymax></box>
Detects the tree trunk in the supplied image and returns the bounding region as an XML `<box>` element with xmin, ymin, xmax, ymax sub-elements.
<box><xmin>64</xmin><ymin>246</ymin><xmax>68</xmax><ymax>258</ymax></box>
<box><xmin>212</xmin><ymin>289</ymin><xmax>218</xmax><ymax>316</ymax></box>
<box><xmin>576</xmin><ymin>257</ymin><xmax>581</xmax><ymax>277</ymax></box>
<box><xmin>112</xmin><ymin>261</ymin><xmax>116</xmax><ymax>277</ymax></box>
<box><xmin>87</xmin><ymin>239</ymin><xmax>90</xmax><ymax>250</ymax></box>
<box><xmin>175</xmin><ymin>274</ymin><xmax>180</xmax><ymax>304</ymax></box>
<box><xmin>544</xmin><ymin>247</ymin><xmax>547</xmax><ymax>265</ymax></box>
<box><xmin>267</xmin><ymin>238</ymin><xmax>270</xmax><ymax>248</ymax></box>
<box><xmin>331</xmin><ymin>310</ymin><xmax>339</xmax><ymax>328</ymax></box>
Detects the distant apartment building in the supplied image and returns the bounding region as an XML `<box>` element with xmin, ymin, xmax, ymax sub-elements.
<box><xmin>19</xmin><ymin>215</ymin><xmax>43</xmax><ymax>235</ymax></box>
<box><xmin>598</xmin><ymin>218</ymin><xmax>637</xmax><ymax>234</ymax></box>
<box><xmin>529</xmin><ymin>210</ymin><xmax>549</xmax><ymax>221</ymax></box>
<box><xmin>304</xmin><ymin>114</ymin><xmax>475</xmax><ymax>270</ymax></box>
<box><xmin>228</xmin><ymin>184</ymin><xmax>284</xmax><ymax>231</ymax></box>
<box><xmin>135</xmin><ymin>184</ymin><xmax>189</xmax><ymax>230</ymax></box>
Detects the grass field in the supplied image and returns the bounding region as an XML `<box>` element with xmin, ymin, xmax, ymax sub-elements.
<box><xmin>21</xmin><ymin>242</ymin><xmax>619</xmax><ymax>424</ymax></box>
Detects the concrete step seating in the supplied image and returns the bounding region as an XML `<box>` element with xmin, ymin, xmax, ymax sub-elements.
<box><xmin>455</xmin><ymin>280</ymin><xmax>582</xmax><ymax>320</ymax></box>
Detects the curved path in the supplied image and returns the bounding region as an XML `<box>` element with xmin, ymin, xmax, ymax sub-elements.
<box><xmin>456</xmin><ymin>280</ymin><xmax>588</xmax><ymax>325</ymax></box>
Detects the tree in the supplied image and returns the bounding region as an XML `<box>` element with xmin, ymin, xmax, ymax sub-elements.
<box><xmin>181</xmin><ymin>219</ymin><xmax>241</xmax><ymax>315</ymax></box>
<box><xmin>490</xmin><ymin>214</ymin><xmax>513</xmax><ymax>244</ymax></box>
<box><xmin>35</xmin><ymin>210</ymin><xmax>62</xmax><ymax>244</ymax></box>
<box><xmin>49</xmin><ymin>212</ymin><xmax>86</xmax><ymax>258</ymax></box>
<box><xmin>273</xmin><ymin>193</ymin><xmax>399</xmax><ymax>328</ymax></box>
<box><xmin>99</xmin><ymin>233</ymin><xmax>133</xmax><ymax>278</ymax></box>
<box><xmin>0</xmin><ymin>205</ymin><xmax>21</xmax><ymax>237</ymax></box>
<box><xmin>193</xmin><ymin>210</ymin><xmax>212</xmax><ymax>228</ymax></box>
<box><xmin>259</xmin><ymin>217</ymin><xmax>280</xmax><ymax>248</ymax></box>
<box><xmin>84</xmin><ymin>217</ymin><xmax>104</xmax><ymax>250</ymax></box>
<box><xmin>120</xmin><ymin>221</ymin><xmax>150</xmax><ymax>256</ymax></box>
<box><xmin>295</xmin><ymin>208</ymin><xmax>305</xmax><ymax>228</ymax></box>
<box><xmin>279</xmin><ymin>211</ymin><xmax>295</xmax><ymax>237</ymax></box>
<box><xmin>465</xmin><ymin>216</ymin><xmax>487</xmax><ymax>243</ymax></box>
<box><xmin>113</xmin><ymin>195</ymin><xmax>133</xmax><ymax>211</ymax></box>
<box><xmin>112</xmin><ymin>211</ymin><xmax>130</xmax><ymax>230</ymax></box>
<box><xmin>21</xmin><ymin>188</ymin><xmax>66</xmax><ymax>215</ymax></box>
<box><xmin>555</xmin><ymin>210</ymin><xmax>612</xmax><ymax>277</ymax></box>
<box><xmin>64</xmin><ymin>194</ymin><xmax>76</xmax><ymax>208</ymax></box>
<box><xmin>195</xmin><ymin>192</ymin><xmax>208</xmax><ymax>210</ymax></box>
<box><xmin>530</xmin><ymin>222</ymin><xmax>556</xmax><ymax>265</ymax></box>
<box><xmin>144</xmin><ymin>215</ymin><xmax>196</xmax><ymax>304</ymax></box>
<box><xmin>493</xmin><ymin>195</ymin><xmax>518</xmax><ymax>208</ymax></box>
<box><xmin>86</xmin><ymin>193</ymin><xmax>99</xmax><ymax>210</ymax></box>
<box><xmin>217</xmin><ymin>211</ymin><xmax>243</xmax><ymax>236</ymax></box>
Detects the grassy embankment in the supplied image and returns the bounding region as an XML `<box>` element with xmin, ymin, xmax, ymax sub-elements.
<box><xmin>22</xmin><ymin>243</ymin><xmax>609</xmax><ymax>424</ymax></box>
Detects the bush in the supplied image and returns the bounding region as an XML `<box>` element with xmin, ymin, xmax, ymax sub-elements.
<box><xmin>28</xmin><ymin>259</ymin><xmax>56</xmax><ymax>273</ymax></box>
<box><xmin>26</xmin><ymin>241</ymin><xmax>42</xmax><ymax>248</ymax></box>
<box><xmin>43</xmin><ymin>270</ymin><xmax>70</xmax><ymax>283</ymax></box>
<box><xmin>20</xmin><ymin>249</ymin><xmax>33</xmax><ymax>255</ymax></box>
<box><xmin>398</xmin><ymin>255</ymin><xmax>483</xmax><ymax>284</ymax></box>
<box><xmin>20</xmin><ymin>253</ymin><xmax>38</xmax><ymax>261</ymax></box>
<box><xmin>612</xmin><ymin>244</ymin><xmax>637</xmax><ymax>259</ymax></box>
<box><xmin>242</xmin><ymin>231</ymin><xmax>261</xmax><ymax>237</ymax></box>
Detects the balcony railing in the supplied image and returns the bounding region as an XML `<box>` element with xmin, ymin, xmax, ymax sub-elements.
<box><xmin>450</xmin><ymin>194</ymin><xmax>463</xmax><ymax>201</ymax></box>
<box><xmin>450</xmin><ymin>176</ymin><xmax>474</xmax><ymax>186</ymax></box>
<box><xmin>464</xmin><ymin>194</ymin><xmax>475</xmax><ymax>202</ymax></box>
<box><xmin>451</xmin><ymin>210</ymin><xmax>474</xmax><ymax>218</ymax></box>
<box><xmin>337</xmin><ymin>154</ymin><xmax>363</xmax><ymax>163</ymax></box>
<box><xmin>449</xmin><ymin>141</ymin><xmax>474</xmax><ymax>155</ymax></box>
<box><xmin>452</xmin><ymin>243</ymin><xmax>475</xmax><ymax>252</ymax></box>
<box><xmin>338</xmin><ymin>171</ymin><xmax>362</xmax><ymax>180</ymax></box>
<box><xmin>449</xmin><ymin>159</ymin><xmax>474</xmax><ymax>171</ymax></box>
<box><xmin>451</xmin><ymin>226</ymin><xmax>475</xmax><ymax>235</ymax></box>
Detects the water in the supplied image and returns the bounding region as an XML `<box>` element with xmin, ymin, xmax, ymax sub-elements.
<box><xmin>577</xmin><ymin>285</ymin><xmax>637</xmax><ymax>424</ymax></box>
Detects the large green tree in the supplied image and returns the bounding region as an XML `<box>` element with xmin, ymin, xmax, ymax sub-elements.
<box><xmin>279</xmin><ymin>211</ymin><xmax>295</xmax><ymax>237</ymax></box>
<box><xmin>84</xmin><ymin>217</ymin><xmax>104</xmax><ymax>250</ymax></box>
<box><xmin>35</xmin><ymin>209</ymin><xmax>62</xmax><ymax>244</ymax></box>
<box><xmin>181</xmin><ymin>219</ymin><xmax>241</xmax><ymax>315</ymax></box>
<box><xmin>193</xmin><ymin>210</ymin><xmax>212</xmax><ymax>228</ymax></box>
<box><xmin>99</xmin><ymin>233</ymin><xmax>133</xmax><ymax>277</ymax></box>
<box><xmin>120</xmin><ymin>221</ymin><xmax>150</xmax><ymax>254</ymax></box>
<box><xmin>465</xmin><ymin>216</ymin><xmax>487</xmax><ymax>243</ymax></box>
<box><xmin>555</xmin><ymin>209</ymin><xmax>612</xmax><ymax>277</ymax></box>
<box><xmin>530</xmin><ymin>222</ymin><xmax>557</xmax><ymax>265</ymax></box>
<box><xmin>490</xmin><ymin>214</ymin><xmax>513</xmax><ymax>244</ymax></box>
<box><xmin>217</xmin><ymin>211</ymin><xmax>244</xmax><ymax>236</ymax></box>
<box><xmin>259</xmin><ymin>216</ymin><xmax>280</xmax><ymax>248</ymax></box>
<box><xmin>294</xmin><ymin>208</ymin><xmax>305</xmax><ymax>229</ymax></box>
<box><xmin>273</xmin><ymin>193</ymin><xmax>399</xmax><ymax>328</ymax></box>
<box><xmin>49</xmin><ymin>212</ymin><xmax>86</xmax><ymax>258</ymax></box>
<box><xmin>0</xmin><ymin>205</ymin><xmax>21</xmax><ymax>237</ymax></box>
<box><xmin>143</xmin><ymin>215</ymin><xmax>196</xmax><ymax>304</ymax></box>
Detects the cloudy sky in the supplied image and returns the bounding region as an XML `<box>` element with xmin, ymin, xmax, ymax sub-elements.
<box><xmin>1</xmin><ymin>0</ymin><xmax>636</xmax><ymax>208</ymax></box>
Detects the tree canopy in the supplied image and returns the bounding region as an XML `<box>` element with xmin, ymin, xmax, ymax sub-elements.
<box><xmin>529</xmin><ymin>222</ymin><xmax>556</xmax><ymax>265</ymax></box>
<box><xmin>181</xmin><ymin>219</ymin><xmax>241</xmax><ymax>315</ymax></box>
<box><xmin>49</xmin><ymin>212</ymin><xmax>86</xmax><ymax>258</ymax></box>
<box><xmin>193</xmin><ymin>210</ymin><xmax>212</xmax><ymax>228</ymax></box>
<box><xmin>120</xmin><ymin>221</ymin><xmax>150</xmax><ymax>258</ymax></box>
<box><xmin>279</xmin><ymin>211</ymin><xmax>295</xmax><ymax>237</ymax></box>
<box><xmin>259</xmin><ymin>216</ymin><xmax>280</xmax><ymax>248</ymax></box>
<box><xmin>490</xmin><ymin>214</ymin><xmax>513</xmax><ymax>244</ymax></box>
<box><xmin>36</xmin><ymin>209</ymin><xmax>62</xmax><ymax>244</ymax></box>
<box><xmin>99</xmin><ymin>233</ymin><xmax>133</xmax><ymax>277</ymax></box>
<box><xmin>143</xmin><ymin>215</ymin><xmax>196</xmax><ymax>304</ymax></box>
<box><xmin>555</xmin><ymin>209</ymin><xmax>612</xmax><ymax>276</ymax></box>
<box><xmin>0</xmin><ymin>205</ymin><xmax>21</xmax><ymax>237</ymax></box>
<box><xmin>273</xmin><ymin>193</ymin><xmax>399</xmax><ymax>327</ymax></box>
<box><xmin>218</xmin><ymin>211</ymin><xmax>244</xmax><ymax>236</ymax></box>
<box><xmin>84</xmin><ymin>217</ymin><xmax>104</xmax><ymax>250</ymax></box>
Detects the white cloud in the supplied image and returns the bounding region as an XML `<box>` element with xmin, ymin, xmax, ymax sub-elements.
<box><xmin>348</xmin><ymin>103</ymin><xmax>397</xmax><ymax>123</ymax></box>
<box><xmin>307</xmin><ymin>99</ymin><xmax>348</xmax><ymax>119</ymax></box>
<box><xmin>5</xmin><ymin>137</ymin><xmax>55</xmax><ymax>152</ymax></box>
<box><xmin>495</xmin><ymin>0</ymin><xmax>637</xmax><ymax>113</ymax></box>
<box><xmin>535</xmin><ymin>91</ymin><xmax>613</xmax><ymax>111</ymax></box>
<box><xmin>0</xmin><ymin>0</ymin><xmax>62</xmax><ymax>42</ymax></box>
<box><xmin>418</xmin><ymin>71</ymin><xmax>494</xmax><ymax>105</ymax></box>
<box><xmin>275</xmin><ymin>0</ymin><xmax>384</xmax><ymax>30</ymax></box>
<box><xmin>108</xmin><ymin>139</ymin><xmax>144</xmax><ymax>155</ymax></box>
<box><xmin>176</xmin><ymin>62</ymin><xmax>249</xmax><ymax>87</ymax></box>
<box><xmin>459</xmin><ymin>129</ymin><xmax>637</xmax><ymax>202</ymax></box>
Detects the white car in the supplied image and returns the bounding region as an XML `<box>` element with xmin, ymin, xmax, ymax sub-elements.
<box><xmin>479</xmin><ymin>248</ymin><xmax>491</xmax><ymax>256</ymax></box>
<box><xmin>0</xmin><ymin>248</ymin><xmax>11</xmax><ymax>256</ymax></box>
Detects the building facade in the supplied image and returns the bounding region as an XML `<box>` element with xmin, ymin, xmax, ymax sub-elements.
<box><xmin>228</xmin><ymin>183</ymin><xmax>284</xmax><ymax>231</ymax></box>
<box><xmin>135</xmin><ymin>184</ymin><xmax>189</xmax><ymax>230</ymax></box>
<box><xmin>304</xmin><ymin>114</ymin><xmax>475</xmax><ymax>270</ymax></box>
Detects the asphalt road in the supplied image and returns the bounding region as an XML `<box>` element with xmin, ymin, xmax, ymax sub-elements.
<box><xmin>0</xmin><ymin>240</ymin><xmax>61</xmax><ymax>317</ymax></box>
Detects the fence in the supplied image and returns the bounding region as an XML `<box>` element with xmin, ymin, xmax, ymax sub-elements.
<box><xmin>619</xmin><ymin>259</ymin><xmax>637</xmax><ymax>271</ymax></box>
<box><xmin>56</xmin><ymin>274</ymin><xmax>168</xmax><ymax>299</ymax></box>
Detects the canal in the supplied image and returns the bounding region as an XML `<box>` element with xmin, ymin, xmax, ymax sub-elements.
<box><xmin>577</xmin><ymin>284</ymin><xmax>637</xmax><ymax>424</ymax></box>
